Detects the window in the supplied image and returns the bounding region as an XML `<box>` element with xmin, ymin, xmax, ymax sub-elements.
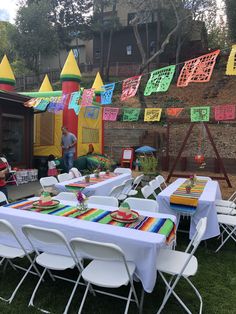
<box><xmin>126</xmin><ymin>45</ymin><xmax>132</xmax><ymax>55</ymax></box>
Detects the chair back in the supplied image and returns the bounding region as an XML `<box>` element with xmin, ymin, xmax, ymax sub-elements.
<box><xmin>70</xmin><ymin>237</ymin><xmax>125</xmax><ymax>262</ymax></box>
<box><xmin>109</xmin><ymin>183</ymin><xmax>126</xmax><ymax>198</ymax></box>
<box><xmin>186</xmin><ymin>217</ymin><xmax>207</xmax><ymax>253</ymax></box>
<box><xmin>56</xmin><ymin>192</ymin><xmax>78</xmax><ymax>202</ymax></box>
<box><xmin>141</xmin><ymin>185</ymin><xmax>156</xmax><ymax>199</ymax></box>
<box><xmin>114</xmin><ymin>168</ymin><xmax>132</xmax><ymax>175</ymax></box>
<box><xmin>40</xmin><ymin>176</ymin><xmax>58</xmax><ymax>190</ymax></box>
<box><xmin>149</xmin><ymin>179</ymin><xmax>161</xmax><ymax>191</ymax></box>
<box><xmin>88</xmin><ymin>196</ymin><xmax>118</xmax><ymax>207</ymax></box>
<box><xmin>196</xmin><ymin>176</ymin><xmax>212</xmax><ymax>181</ymax></box>
<box><xmin>0</xmin><ymin>191</ymin><xmax>8</xmax><ymax>204</ymax></box>
<box><xmin>122</xmin><ymin>178</ymin><xmax>134</xmax><ymax>194</ymax></box>
<box><xmin>69</xmin><ymin>167</ymin><xmax>82</xmax><ymax>178</ymax></box>
<box><xmin>57</xmin><ymin>173</ymin><xmax>72</xmax><ymax>182</ymax></box>
<box><xmin>125</xmin><ymin>197</ymin><xmax>158</xmax><ymax>212</ymax></box>
<box><xmin>133</xmin><ymin>174</ymin><xmax>144</xmax><ymax>187</ymax></box>
<box><xmin>156</xmin><ymin>175</ymin><xmax>167</xmax><ymax>190</ymax></box>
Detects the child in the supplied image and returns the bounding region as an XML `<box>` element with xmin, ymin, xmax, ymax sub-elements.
<box><xmin>47</xmin><ymin>154</ymin><xmax>58</xmax><ymax>177</ymax></box>
<box><xmin>0</xmin><ymin>156</ymin><xmax>8</xmax><ymax>200</ymax></box>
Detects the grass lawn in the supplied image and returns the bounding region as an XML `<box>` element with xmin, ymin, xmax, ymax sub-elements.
<box><xmin>0</xmin><ymin>223</ymin><xmax>235</xmax><ymax>314</ymax></box>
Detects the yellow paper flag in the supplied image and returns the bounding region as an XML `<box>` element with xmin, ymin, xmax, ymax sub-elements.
<box><xmin>144</xmin><ymin>108</ymin><xmax>162</xmax><ymax>122</ymax></box>
<box><xmin>226</xmin><ymin>45</ymin><xmax>236</xmax><ymax>75</ymax></box>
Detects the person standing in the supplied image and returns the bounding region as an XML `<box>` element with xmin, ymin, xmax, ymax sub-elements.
<box><xmin>61</xmin><ymin>126</ymin><xmax>77</xmax><ymax>172</ymax></box>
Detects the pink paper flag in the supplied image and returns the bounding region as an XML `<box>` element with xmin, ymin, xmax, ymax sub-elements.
<box><xmin>214</xmin><ymin>104</ymin><xmax>236</xmax><ymax>121</ymax></box>
<box><xmin>81</xmin><ymin>88</ymin><xmax>95</xmax><ymax>106</ymax></box>
<box><xmin>103</xmin><ymin>107</ymin><xmax>119</xmax><ymax>121</ymax></box>
<box><xmin>177</xmin><ymin>50</ymin><xmax>220</xmax><ymax>87</ymax></box>
<box><xmin>120</xmin><ymin>75</ymin><xmax>142</xmax><ymax>101</ymax></box>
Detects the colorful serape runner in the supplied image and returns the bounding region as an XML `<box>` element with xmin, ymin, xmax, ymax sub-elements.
<box><xmin>65</xmin><ymin>173</ymin><xmax>118</xmax><ymax>190</ymax></box>
<box><xmin>170</xmin><ymin>179</ymin><xmax>207</xmax><ymax>214</ymax></box>
<box><xmin>4</xmin><ymin>200</ymin><xmax>176</xmax><ymax>244</ymax></box>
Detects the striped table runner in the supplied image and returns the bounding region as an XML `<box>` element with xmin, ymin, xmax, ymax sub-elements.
<box><xmin>4</xmin><ymin>199</ymin><xmax>176</xmax><ymax>244</ymax></box>
<box><xmin>170</xmin><ymin>179</ymin><xmax>208</xmax><ymax>214</ymax></box>
<box><xmin>65</xmin><ymin>173</ymin><xmax>118</xmax><ymax>190</ymax></box>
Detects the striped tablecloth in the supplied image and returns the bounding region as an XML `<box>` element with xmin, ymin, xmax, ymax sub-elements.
<box><xmin>4</xmin><ymin>199</ymin><xmax>176</xmax><ymax>244</ymax></box>
<box><xmin>65</xmin><ymin>173</ymin><xmax>118</xmax><ymax>190</ymax></box>
<box><xmin>170</xmin><ymin>179</ymin><xmax>208</xmax><ymax>214</ymax></box>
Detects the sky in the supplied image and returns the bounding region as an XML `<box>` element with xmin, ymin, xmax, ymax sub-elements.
<box><xmin>0</xmin><ymin>0</ymin><xmax>225</xmax><ymax>23</ymax></box>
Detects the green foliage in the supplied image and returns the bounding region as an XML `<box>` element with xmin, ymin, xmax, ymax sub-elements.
<box><xmin>139</xmin><ymin>156</ymin><xmax>158</xmax><ymax>174</ymax></box>
<box><xmin>225</xmin><ymin>0</ymin><xmax>236</xmax><ymax>42</ymax></box>
<box><xmin>0</xmin><ymin>21</ymin><xmax>15</xmax><ymax>61</ymax></box>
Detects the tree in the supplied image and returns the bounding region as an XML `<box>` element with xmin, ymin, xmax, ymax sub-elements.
<box><xmin>9</xmin><ymin>0</ymin><xmax>58</xmax><ymax>76</ymax></box>
<box><xmin>0</xmin><ymin>21</ymin><xmax>15</xmax><ymax>61</ymax></box>
<box><xmin>225</xmin><ymin>0</ymin><xmax>236</xmax><ymax>42</ymax></box>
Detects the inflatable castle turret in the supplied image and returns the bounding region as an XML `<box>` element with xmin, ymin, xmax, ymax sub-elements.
<box><xmin>0</xmin><ymin>55</ymin><xmax>16</xmax><ymax>92</ymax></box>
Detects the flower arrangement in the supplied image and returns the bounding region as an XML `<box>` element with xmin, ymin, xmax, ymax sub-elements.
<box><xmin>185</xmin><ymin>184</ymin><xmax>192</xmax><ymax>194</ymax></box>
<box><xmin>76</xmin><ymin>191</ymin><xmax>87</xmax><ymax>211</ymax></box>
<box><xmin>189</xmin><ymin>174</ymin><xmax>197</xmax><ymax>187</ymax></box>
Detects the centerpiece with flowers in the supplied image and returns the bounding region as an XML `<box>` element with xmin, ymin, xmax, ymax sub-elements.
<box><xmin>76</xmin><ymin>191</ymin><xmax>87</xmax><ymax>212</ymax></box>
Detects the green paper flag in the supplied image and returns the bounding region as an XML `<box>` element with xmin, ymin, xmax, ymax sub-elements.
<box><xmin>122</xmin><ymin>108</ymin><xmax>141</xmax><ymax>121</ymax></box>
<box><xmin>144</xmin><ymin>65</ymin><xmax>176</xmax><ymax>96</ymax></box>
<box><xmin>191</xmin><ymin>107</ymin><xmax>210</xmax><ymax>122</ymax></box>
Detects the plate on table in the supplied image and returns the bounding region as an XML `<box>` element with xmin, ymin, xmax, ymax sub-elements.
<box><xmin>110</xmin><ymin>210</ymin><xmax>139</xmax><ymax>223</ymax></box>
<box><xmin>32</xmin><ymin>200</ymin><xmax>60</xmax><ymax>210</ymax></box>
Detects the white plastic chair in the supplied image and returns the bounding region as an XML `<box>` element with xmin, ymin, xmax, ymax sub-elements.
<box><xmin>88</xmin><ymin>196</ymin><xmax>118</xmax><ymax>207</ymax></box>
<box><xmin>0</xmin><ymin>191</ymin><xmax>8</xmax><ymax>204</ymax></box>
<box><xmin>56</xmin><ymin>192</ymin><xmax>78</xmax><ymax>202</ymax></box>
<box><xmin>215</xmin><ymin>215</ymin><xmax>236</xmax><ymax>252</ymax></box>
<box><xmin>128</xmin><ymin>174</ymin><xmax>144</xmax><ymax>196</ymax></box>
<box><xmin>69</xmin><ymin>167</ymin><xmax>82</xmax><ymax>178</ymax></box>
<box><xmin>149</xmin><ymin>179</ymin><xmax>161</xmax><ymax>192</ymax></box>
<box><xmin>22</xmin><ymin>225</ymin><xmax>83</xmax><ymax>314</ymax></box>
<box><xmin>141</xmin><ymin>185</ymin><xmax>157</xmax><ymax>199</ymax></box>
<box><xmin>122</xmin><ymin>178</ymin><xmax>134</xmax><ymax>195</ymax></box>
<box><xmin>0</xmin><ymin>219</ymin><xmax>40</xmax><ymax>304</ymax></box>
<box><xmin>70</xmin><ymin>237</ymin><xmax>140</xmax><ymax>314</ymax></box>
<box><xmin>57</xmin><ymin>172</ymin><xmax>73</xmax><ymax>182</ymax></box>
<box><xmin>1</xmin><ymin>157</ymin><xmax>18</xmax><ymax>186</ymax></box>
<box><xmin>215</xmin><ymin>191</ymin><xmax>236</xmax><ymax>210</ymax></box>
<box><xmin>39</xmin><ymin>176</ymin><xmax>58</xmax><ymax>191</ymax></box>
<box><xmin>196</xmin><ymin>176</ymin><xmax>212</xmax><ymax>181</ymax></box>
<box><xmin>114</xmin><ymin>167</ymin><xmax>132</xmax><ymax>175</ymax></box>
<box><xmin>125</xmin><ymin>197</ymin><xmax>158</xmax><ymax>213</ymax></box>
<box><xmin>156</xmin><ymin>217</ymin><xmax>207</xmax><ymax>314</ymax></box>
<box><xmin>109</xmin><ymin>183</ymin><xmax>127</xmax><ymax>201</ymax></box>
<box><xmin>156</xmin><ymin>175</ymin><xmax>167</xmax><ymax>191</ymax></box>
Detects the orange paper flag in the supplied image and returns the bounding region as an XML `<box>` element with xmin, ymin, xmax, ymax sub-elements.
<box><xmin>166</xmin><ymin>108</ymin><xmax>184</xmax><ymax>117</ymax></box>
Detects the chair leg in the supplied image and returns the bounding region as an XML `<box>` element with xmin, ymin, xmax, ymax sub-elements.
<box><xmin>215</xmin><ymin>226</ymin><xmax>236</xmax><ymax>252</ymax></box>
<box><xmin>139</xmin><ymin>289</ymin><xmax>145</xmax><ymax>314</ymax></box>
<box><xmin>63</xmin><ymin>274</ymin><xmax>82</xmax><ymax>314</ymax></box>
<box><xmin>185</xmin><ymin>277</ymin><xmax>203</xmax><ymax>314</ymax></box>
<box><xmin>124</xmin><ymin>287</ymin><xmax>133</xmax><ymax>314</ymax></box>
<box><xmin>78</xmin><ymin>282</ymin><xmax>90</xmax><ymax>314</ymax></box>
<box><xmin>28</xmin><ymin>268</ymin><xmax>48</xmax><ymax>311</ymax></box>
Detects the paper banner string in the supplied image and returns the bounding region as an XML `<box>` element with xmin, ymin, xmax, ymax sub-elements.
<box><xmin>68</xmin><ymin>92</ymin><xmax>81</xmax><ymax>109</ymax></box>
<box><xmin>24</xmin><ymin>98</ymin><xmax>37</xmax><ymax>107</ymax></box>
<box><xmin>34</xmin><ymin>98</ymin><xmax>50</xmax><ymax>111</ymax></box>
<box><xmin>121</xmin><ymin>75</ymin><xmax>142</xmax><ymax>101</ymax></box>
<box><xmin>166</xmin><ymin>108</ymin><xmax>184</xmax><ymax>118</ymax></box>
<box><xmin>144</xmin><ymin>65</ymin><xmax>176</xmax><ymax>96</ymax></box>
<box><xmin>214</xmin><ymin>104</ymin><xmax>236</xmax><ymax>121</ymax></box>
<box><xmin>101</xmin><ymin>83</ymin><xmax>115</xmax><ymax>105</ymax></box>
<box><xmin>54</xmin><ymin>95</ymin><xmax>67</xmax><ymax>113</ymax></box>
<box><xmin>226</xmin><ymin>45</ymin><xmax>236</xmax><ymax>75</ymax></box>
<box><xmin>144</xmin><ymin>108</ymin><xmax>162</xmax><ymax>122</ymax></box>
<box><xmin>47</xmin><ymin>97</ymin><xmax>58</xmax><ymax>112</ymax></box>
<box><xmin>177</xmin><ymin>50</ymin><xmax>220</xmax><ymax>87</ymax></box>
<box><xmin>191</xmin><ymin>106</ymin><xmax>210</xmax><ymax>122</ymax></box>
<box><xmin>81</xmin><ymin>88</ymin><xmax>95</xmax><ymax>106</ymax></box>
<box><xmin>103</xmin><ymin>107</ymin><xmax>119</xmax><ymax>121</ymax></box>
<box><xmin>84</xmin><ymin>106</ymin><xmax>100</xmax><ymax>119</ymax></box>
<box><xmin>122</xmin><ymin>108</ymin><xmax>141</xmax><ymax>121</ymax></box>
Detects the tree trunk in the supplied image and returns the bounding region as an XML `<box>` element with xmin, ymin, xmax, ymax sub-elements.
<box><xmin>175</xmin><ymin>31</ymin><xmax>182</xmax><ymax>79</ymax></box>
<box><xmin>156</xmin><ymin>6</ymin><xmax>161</xmax><ymax>68</ymax></box>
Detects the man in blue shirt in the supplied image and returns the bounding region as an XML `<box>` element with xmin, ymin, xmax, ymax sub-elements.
<box><xmin>61</xmin><ymin>126</ymin><xmax>77</xmax><ymax>172</ymax></box>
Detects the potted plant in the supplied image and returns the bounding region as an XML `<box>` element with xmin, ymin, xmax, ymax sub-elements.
<box><xmin>139</xmin><ymin>155</ymin><xmax>158</xmax><ymax>185</ymax></box>
<box><xmin>94</xmin><ymin>169</ymin><xmax>100</xmax><ymax>178</ymax></box>
<box><xmin>185</xmin><ymin>184</ymin><xmax>192</xmax><ymax>194</ymax></box>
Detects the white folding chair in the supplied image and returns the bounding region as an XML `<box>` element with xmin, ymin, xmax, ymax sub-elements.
<box><xmin>70</xmin><ymin>237</ymin><xmax>140</xmax><ymax>314</ymax></box>
<box><xmin>122</xmin><ymin>178</ymin><xmax>134</xmax><ymax>196</ymax></box>
<box><xmin>0</xmin><ymin>219</ymin><xmax>40</xmax><ymax>304</ymax></box>
<box><xmin>1</xmin><ymin>157</ymin><xmax>18</xmax><ymax>186</ymax></box>
<box><xmin>0</xmin><ymin>191</ymin><xmax>8</xmax><ymax>204</ymax></box>
<box><xmin>156</xmin><ymin>175</ymin><xmax>167</xmax><ymax>191</ymax></box>
<box><xmin>39</xmin><ymin>176</ymin><xmax>58</xmax><ymax>191</ymax></box>
<box><xmin>88</xmin><ymin>196</ymin><xmax>118</xmax><ymax>207</ymax></box>
<box><xmin>215</xmin><ymin>191</ymin><xmax>236</xmax><ymax>209</ymax></box>
<box><xmin>141</xmin><ymin>185</ymin><xmax>157</xmax><ymax>199</ymax></box>
<box><xmin>215</xmin><ymin>215</ymin><xmax>236</xmax><ymax>252</ymax></box>
<box><xmin>109</xmin><ymin>183</ymin><xmax>127</xmax><ymax>201</ymax></box>
<box><xmin>149</xmin><ymin>179</ymin><xmax>161</xmax><ymax>193</ymax></box>
<box><xmin>69</xmin><ymin>167</ymin><xmax>82</xmax><ymax>178</ymax></box>
<box><xmin>125</xmin><ymin>197</ymin><xmax>158</xmax><ymax>212</ymax></box>
<box><xmin>128</xmin><ymin>174</ymin><xmax>144</xmax><ymax>196</ymax></box>
<box><xmin>22</xmin><ymin>225</ymin><xmax>83</xmax><ymax>314</ymax></box>
<box><xmin>55</xmin><ymin>192</ymin><xmax>78</xmax><ymax>202</ymax></box>
<box><xmin>58</xmin><ymin>172</ymin><xmax>73</xmax><ymax>182</ymax></box>
<box><xmin>156</xmin><ymin>217</ymin><xmax>207</xmax><ymax>314</ymax></box>
<box><xmin>114</xmin><ymin>167</ymin><xmax>132</xmax><ymax>175</ymax></box>
<box><xmin>196</xmin><ymin>176</ymin><xmax>212</xmax><ymax>181</ymax></box>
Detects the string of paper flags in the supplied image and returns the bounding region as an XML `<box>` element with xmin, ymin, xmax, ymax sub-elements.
<box><xmin>24</xmin><ymin>45</ymin><xmax>236</xmax><ymax>121</ymax></box>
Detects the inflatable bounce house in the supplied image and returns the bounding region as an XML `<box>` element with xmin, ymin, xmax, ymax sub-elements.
<box><xmin>0</xmin><ymin>51</ymin><xmax>115</xmax><ymax>175</ymax></box>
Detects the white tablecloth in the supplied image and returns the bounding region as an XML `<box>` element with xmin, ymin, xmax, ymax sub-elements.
<box><xmin>0</xmin><ymin>200</ymin><xmax>176</xmax><ymax>293</ymax></box>
<box><xmin>157</xmin><ymin>178</ymin><xmax>221</xmax><ymax>240</ymax></box>
<box><xmin>55</xmin><ymin>173</ymin><xmax>131</xmax><ymax>196</ymax></box>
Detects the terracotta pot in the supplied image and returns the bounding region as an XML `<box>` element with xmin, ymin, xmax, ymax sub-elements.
<box><xmin>85</xmin><ymin>176</ymin><xmax>90</xmax><ymax>183</ymax></box>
